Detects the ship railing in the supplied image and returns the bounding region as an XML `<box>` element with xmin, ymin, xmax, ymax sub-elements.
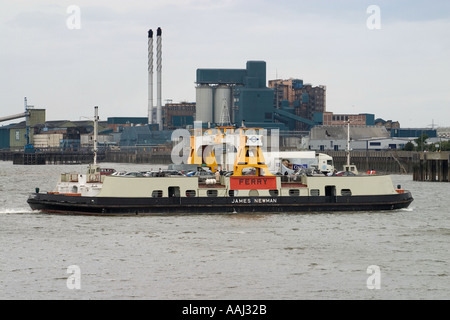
<box><xmin>280</xmin><ymin>175</ymin><xmax>303</xmax><ymax>183</ymax></box>
<box><xmin>87</xmin><ymin>173</ymin><xmax>102</xmax><ymax>183</ymax></box>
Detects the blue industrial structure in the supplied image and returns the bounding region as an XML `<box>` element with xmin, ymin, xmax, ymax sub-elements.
<box><xmin>390</xmin><ymin>128</ymin><xmax>437</xmax><ymax>138</ymax></box>
<box><xmin>119</xmin><ymin>125</ymin><xmax>172</xmax><ymax>146</ymax></box>
<box><xmin>196</xmin><ymin>61</ymin><xmax>288</xmax><ymax>130</ymax></box>
<box><xmin>0</xmin><ymin>125</ymin><xmax>11</xmax><ymax>149</ymax></box>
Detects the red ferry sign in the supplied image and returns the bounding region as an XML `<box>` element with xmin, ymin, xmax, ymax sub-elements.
<box><xmin>230</xmin><ymin>176</ymin><xmax>277</xmax><ymax>190</ymax></box>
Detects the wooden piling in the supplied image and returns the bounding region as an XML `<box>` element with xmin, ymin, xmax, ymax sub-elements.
<box><xmin>412</xmin><ymin>151</ymin><xmax>449</xmax><ymax>182</ymax></box>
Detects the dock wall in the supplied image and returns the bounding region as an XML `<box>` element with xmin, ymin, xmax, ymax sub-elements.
<box><xmin>322</xmin><ymin>150</ymin><xmax>418</xmax><ymax>175</ymax></box>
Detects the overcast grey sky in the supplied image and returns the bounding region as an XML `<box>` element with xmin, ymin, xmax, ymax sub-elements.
<box><xmin>1</xmin><ymin>0</ymin><xmax>449</xmax><ymax>128</ymax></box>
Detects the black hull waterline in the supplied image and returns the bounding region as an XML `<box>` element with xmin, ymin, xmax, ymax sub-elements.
<box><xmin>27</xmin><ymin>192</ymin><xmax>414</xmax><ymax>216</ymax></box>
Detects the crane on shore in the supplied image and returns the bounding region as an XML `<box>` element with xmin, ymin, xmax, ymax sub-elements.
<box><xmin>0</xmin><ymin>97</ymin><xmax>35</xmax><ymax>153</ymax></box>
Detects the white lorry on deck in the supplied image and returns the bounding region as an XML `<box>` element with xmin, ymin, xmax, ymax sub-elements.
<box><xmin>265</xmin><ymin>151</ymin><xmax>334</xmax><ymax>175</ymax></box>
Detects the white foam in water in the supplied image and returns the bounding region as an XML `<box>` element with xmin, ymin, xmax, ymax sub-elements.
<box><xmin>0</xmin><ymin>208</ymin><xmax>35</xmax><ymax>214</ymax></box>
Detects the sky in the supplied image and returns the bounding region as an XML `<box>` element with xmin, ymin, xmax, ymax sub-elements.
<box><xmin>1</xmin><ymin>0</ymin><xmax>449</xmax><ymax>128</ymax></box>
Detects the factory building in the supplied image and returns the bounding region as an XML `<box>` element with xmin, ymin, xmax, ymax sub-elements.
<box><xmin>390</xmin><ymin>128</ymin><xmax>437</xmax><ymax>139</ymax></box>
<box><xmin>163</xmin><ymin>102</ymin><xmax>195</xmax><ymax>130</ymax></box>
<box><xmin>313</xmin><ymin>112</ymin><xmax>375</xmax><ymax>126</ymax></box>
<box><xmin>268</xmin><ymin>79</ymin><xmax>326</xmax><ymax>131</ymax></box>
<box><xmin>0</xmin><ymin>109</ymin><xmax>46</xmax><ymax>150</ymax></box>
<box><xmin>195</xmin><ymin>61</ymin><xmax>283</xmax><ymax>129</ymax></box>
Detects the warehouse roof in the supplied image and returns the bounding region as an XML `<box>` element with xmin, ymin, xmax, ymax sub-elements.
<box><xmin>310</xmin><ymin>126</ymin><xmax>390</xmax><ymax>140</ymax></box>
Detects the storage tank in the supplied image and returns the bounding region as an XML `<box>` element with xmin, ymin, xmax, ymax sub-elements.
<box><xmin>195</xmin><ymin>84</ymin><xmax>213</xmax><ymax>123</ymax></box>
<box><xmin>214</xmin><ymin>85</ymin><xmax>231</xmax><ymax>124</ymax></box>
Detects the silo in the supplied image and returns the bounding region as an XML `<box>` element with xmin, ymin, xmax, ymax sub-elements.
<box><xmin>214</xmin><ymin>85</ymin><xmax>231</xmax><ymax>124</ymax></box>
<box><xmin>195</xmin><ymin>84</ymin><xmax>213</xmax><ymax>123</ymax></box>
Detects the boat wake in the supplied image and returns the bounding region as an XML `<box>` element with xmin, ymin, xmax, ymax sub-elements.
<box><xmin>400</xmin><ymin>207</ymin><xmax>414</xmax><ymax>212</ymax></box>
<box><xmin>0</xmin><ymin>208</ymin><xmax>35</xmax><ymax>214</ymax></box>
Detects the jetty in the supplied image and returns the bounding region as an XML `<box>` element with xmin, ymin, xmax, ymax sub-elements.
<box><xmin>413</xmin><ymin>151</ymin><xmax>449</xmax><ymax>182</ymax></box>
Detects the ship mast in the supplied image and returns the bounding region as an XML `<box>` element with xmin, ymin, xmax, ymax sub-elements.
<box><xmin>346</xmin><ymin>120</ymin><xmax>350</xmax><ymax>166</ymax></box>
<box><xmin>93</xmin><ymin>106</ymin><xmax>98</xmax><ymax>165</ymax></box>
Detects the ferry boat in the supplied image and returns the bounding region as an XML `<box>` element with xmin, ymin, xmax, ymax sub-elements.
<box><xmin>27</xmin><ymin>108</ymin><xmax>413</xmax><ymax>215</ymax></box>
<box><xmin>27</xmin><ymin>131</ymin><xmax>413</xmax><ymax>216</ymax></box>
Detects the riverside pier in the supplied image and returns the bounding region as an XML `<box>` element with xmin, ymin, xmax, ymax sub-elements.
<box><xmin>413</xmin><ymin>151</ymin><xmax>450</xmax><ymax>182</ymax></box>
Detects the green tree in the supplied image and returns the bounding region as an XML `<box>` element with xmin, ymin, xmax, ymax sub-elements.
<box><xmin>403</xmin><ymin>141</ymin><xmax>415</xmax><ymax>151</ymax></box>
<box><xmin>440</xmin><ymin>140</ymin><xmax>450</xmax><ymax>151</ymax></box>
<box><xmin>414</xmin><ymin>134</ymin><xmax>429</xmax><ymax>151</ymax></box>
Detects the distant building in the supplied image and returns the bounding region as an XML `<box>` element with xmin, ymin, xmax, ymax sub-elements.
<box><xmin>107</xmin><ymin>117</ymin><xmax>148</xmax><ymax>133</ymax></box>
<box><xmin>196</xmin><ymin>61</ymin><xmax>284</xmax><ymax>129</ymax></box>
<box><xmin>437</xmin><ymin>128</ymin><xmax>450</xmax><ymax>139</ymax></box>
<box><xmin>314</xmin><ymin>112</ymin><xmax>375</xmax><ymax>126</ymax></box>
<box><xmin>119</xmin><ymin>125</ymin><xmax>172</xmax><ymax>146</ymax></box>
<box><xmin>163</xmin><ymin>102</ymin><xmax>195</xmax><ymax>130</ymax></box>
<box><xmin>390</xmin><ymin>128</ymin><xmax>437</xmax><ymax>138</ymax></box>
<box><xmin>308</xmin><ymin>125</ymin><xmax>391</xmax><ymax>151</ymax></box>
<box><xmin>374</xmin><ymin>118</ymin><xmax>400</xmax><ymax>130</ymax></box>
<box><xmin>5</xmin><ymin>117</ymin><xmax>114</xmax><ymax>151</ymax></box>
<box><xmin>3</xmin><ymin>109</ymin><xmax>46</xmax><ymax>150</ymax></box>
<box><xmin>268</xmin><ymin>78</ymin><xmax>326</xmax><ymax>131</ymax></box>
<box><xmin>81</xmin><ymin>133</ymin><xmax>114</xmax><ymax>148</ymax></box>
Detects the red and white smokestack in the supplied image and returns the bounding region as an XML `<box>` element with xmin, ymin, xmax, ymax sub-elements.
<box><xmin>148</xmin><ymin>29</ymin><xmax>153</xmax><ymax>124</ymax></box>
<box><xmin>156</xmin><ymin>27</ymin><xmax>162</xmax><ymax>130</ymax></box>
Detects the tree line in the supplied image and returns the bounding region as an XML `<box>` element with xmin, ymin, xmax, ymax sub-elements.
<box><xmin>403</xmin><ymin>134</ymin><xmax>450</xmax><ymax>152</ymax></box>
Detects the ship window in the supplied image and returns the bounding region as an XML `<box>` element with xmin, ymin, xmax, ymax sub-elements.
<box><xmin>269</xmin><ymin>189</ymin><xmax>279</xmax><ymax>196</ymax></box>
<box><xmin>207</xmin><ymin>190</ymin><xmax>218</xmax><ymax>197</ymax></box>
<box><xmin>186</xmin><ymin>190</ymin><xmax>196</xmax><ymax>197</ymax></box>
<box><xmin>229</xmin><ymin>190</ymin><xmax>238</xmax><ymax>196</ymax></box>
<box><xmin>249</xmin><ymin>190</ymin><xmax>259</xmax><ymax>197</ymax></box>
<box><xmin>289</xmin><ymin>189</ymin><xmax>300</xmax><ymax>196</ymax></box>
<box><xmin>341</xmin><ymin>189</ymin><xmax>352</xmax><ymax>196</ymax></box>
<box><xmin>310</xmin><ymin>189</ymin><xmax>320</xmax><ymax>196</ymax></box>
<box><xmin>152</xmin><ymin>190</ymin><xmax>163</xmax><ymax>197</ymax></box>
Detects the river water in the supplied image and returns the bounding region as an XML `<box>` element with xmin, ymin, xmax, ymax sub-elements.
<box><xmin>0</xmin><ymin>161</ymin><xmax>448</xmax><ymax>300</ymax></box>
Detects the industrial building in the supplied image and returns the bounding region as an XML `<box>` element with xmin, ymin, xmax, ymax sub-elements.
<box><xmin>0</xmin><ymin>108</ymin><xmax>46</xmax><ymax>150</ymax></box>
<box><xmin>268</xmin><ymin>78</ymin><xmax>326</xmax><ymax>131</ymax></box>
<box><xmin>306</xmin><ymin>125</ymin><xmax>440</xmax><ymax>151</ymax></box>
<box><xmin>119</xmin><ymin>126</ymin><xmax>172</xmax><ymax>147</ymax></box>
<box><xmin>163</xmin><ymin>102</ymin><xmax>195</xmax><ymax>130</ymax></box>
<box><xmin>307</xmin><ymin>125</ymin><xmax>390</xmax><ymax>151</ymax></box>
<box><xmin>390</xmin><ymin>128</ymin><xmax>437</xmax><ymax>139</ymax></box>
<box><xmin>313</xmin><ymin>112</ymin><xmax>375</xmax><ymax>126</ymax></box>
<box><xmin>195</xmin><ymin>61</ymin><xmax>284</xmax><ymax>129</ymax></box>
